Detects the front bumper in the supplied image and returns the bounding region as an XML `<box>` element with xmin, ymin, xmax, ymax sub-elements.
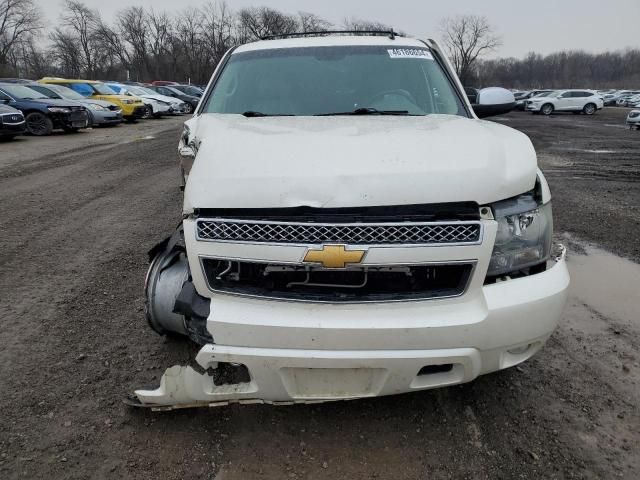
<box><xmin>91</xmin><ymin>109</ymin><xmax>123</xmax><ymax>125</ymax></box>
<box><xmin>626</xmin><ymin>115</ymin><xmax>640</xmax><ymax>126</ymax></box>
<box><xmin>134</xmin><ymin>247</ymin><xmax>569</xmax><ymax>409</ymax></box>
<box><xmin>525</xmin><ymin>103</ymin><xmax>542</xmax><ymax>112</ymax></box>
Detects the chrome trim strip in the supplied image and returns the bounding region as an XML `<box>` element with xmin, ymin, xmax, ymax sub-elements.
<box><xmin>197</xmin><ymin>255</ymin><xmax>477</xmax><ymax>304</ymax></box>
<box><xmin>195</xmin><ymin>217</ymin><xmax>484</xmax><ymax>247</ymax></box>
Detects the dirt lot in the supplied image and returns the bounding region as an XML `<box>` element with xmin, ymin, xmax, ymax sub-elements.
<box><xmin>0</xmin><ymin>109</ymin><xmax>638</xmax><ymax>480</ymax></box>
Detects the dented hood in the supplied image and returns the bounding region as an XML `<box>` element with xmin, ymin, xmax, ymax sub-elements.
<box><xmin>183</xmin><ymin>114</ymin><xmax>538</xmax><ymax>211</ymax></box>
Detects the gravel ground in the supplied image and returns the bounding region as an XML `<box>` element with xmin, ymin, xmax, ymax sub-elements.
<box><xmin>0</xmin><ymin>110</ymin><xmax>638</xmax><ymax>480</ymax></box>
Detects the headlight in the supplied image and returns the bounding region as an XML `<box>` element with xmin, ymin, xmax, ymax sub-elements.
<box><xmin>88</xmin><ymin>104</ymin><xmax>106</xmax><ymax>111</ymax></box>
<box><xmin>123</xmin><ymin>99</ymin><xmax>135</xmax><ymax>104</ymax></box>
<box><xmin>487</xmin><ymin>193</ymin><xmax>553</xmax><ymax>277</ymax></box>
<box><xmin>47</xmin><ymin>107</ymin><xmax>70</xmax><ymax>113</ymax></box>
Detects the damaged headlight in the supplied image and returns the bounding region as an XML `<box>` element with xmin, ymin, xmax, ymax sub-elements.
<box><xmin>487</xmin><ymin>193</ymin><xmax>553</xmax><ymax>277</ymax></box>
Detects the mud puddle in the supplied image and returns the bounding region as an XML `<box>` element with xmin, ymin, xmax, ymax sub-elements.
<box><xmin>565</xmin><ymin>238</ymin><xmax>640</xmax><ymax>324</ymax></box>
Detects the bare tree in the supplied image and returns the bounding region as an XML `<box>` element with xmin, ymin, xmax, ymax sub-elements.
<box><xmin>440</xmin><ymin>15</ymin><xmax>501</xmax><ymax>85</ymax></box>
<box><xmin>342</xmin><ymin>18</ymin><xmax>393</xmax><ymax>32</ymax></box>
<box><xmin>238</xmin><ymin>7</ymin><xmax>298</xmax><ymax>40</ymax></box>
<box><xmin>298</xmin><ymin>12</ymin><xmax>331</xmax><ymax>32</ymax></box>
<box><xmin>60</xmin><ymin>0</ymin><xmax>99</xmax><ymax>77</ymax></box>
<box><xmin>0</xmin><ymin>0</ymin><xmax>42</xmax><ymax>74</ymax></box>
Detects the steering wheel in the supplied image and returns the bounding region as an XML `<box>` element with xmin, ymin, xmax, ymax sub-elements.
<box><xmin>365</xmin><ymin>89</ymin><xmax>419</xmax><ymax>108</ymax></box>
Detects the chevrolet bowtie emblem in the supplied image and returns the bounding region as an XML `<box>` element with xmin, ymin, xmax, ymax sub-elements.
<box><xmin>303</xmin><ymin>244</ymin><xmax>366</xmax><ymax>269</ymax></box>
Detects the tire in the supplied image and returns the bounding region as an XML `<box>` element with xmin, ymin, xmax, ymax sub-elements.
<box><xmin>25</xmin><ymin>112</ymin><xmax>53</xmax><ymax>136</ymax></box>
<box><xmin>541</xmin><ymin>103</ymin><xmax>554</xmax><ymax>116</ymax></box>
<box><xmin>583</xmin><ymin>103</ymin><xmax>597</xmax><ymax>115</ymax></box>
<box><xmin>142</xmin><ymin>106</ymin><xmax>153</xmax><ymax>119</ymax></box>
<box><xmin>184</xmin><ymin>103</ymin><xmax>194</xmax><ymax>114</ymax></box>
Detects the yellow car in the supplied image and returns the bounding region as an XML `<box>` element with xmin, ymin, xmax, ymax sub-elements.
<box><xmin>38</xmin><ymin>78</ymin><xmax>147</xmax><ymax>121</ymax></box>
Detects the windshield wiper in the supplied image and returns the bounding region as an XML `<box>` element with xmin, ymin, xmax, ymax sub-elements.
<box><xmin>316</xmin><ymin>107</ymin><xmax>411</xmax><ymax>116</ymax></box>
<box><xmin>241</xmin><ymin>111</ymin><xmax>294</xmax><ymax>117</ymax></box>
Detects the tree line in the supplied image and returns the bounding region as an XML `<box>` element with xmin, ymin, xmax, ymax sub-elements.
<box><xmin>1</xmin><ymin>0</ymin><xmax>638</xmax><ymax>89</ymax></box>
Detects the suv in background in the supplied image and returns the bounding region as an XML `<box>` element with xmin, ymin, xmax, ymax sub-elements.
<box><xmin>0</xmin><ymin>83</ymin><xmax>88</xmax><ymax>135</ymax></box>
<box><xmin>526</xmin><ymin>90</ymin><xmax>603</xmax><ymax>115</ymax></box>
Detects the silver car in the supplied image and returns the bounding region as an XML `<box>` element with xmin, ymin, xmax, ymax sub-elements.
<box><xmin>25</xmin><ymin>83</ymin><xmax>123</xmax><ymax>127</ymax></box>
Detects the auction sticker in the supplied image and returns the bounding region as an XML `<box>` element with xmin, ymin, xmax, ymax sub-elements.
<box><xmin>387</xmin><ymin>48</ymin><xmax>433</xmax><ymax>60</ymax></box>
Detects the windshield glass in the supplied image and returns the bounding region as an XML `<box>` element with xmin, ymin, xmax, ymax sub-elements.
<box><xmin>534</xmin><ymin>91</ymin><xmax>554</xmax><ymax>97</ymax></box>
<box><xmin>1</xmin><ymin>84</ymin><xmax>49</xmax><ymax>99</ymax></box>
<box><xmin>92</xmin><ymin>83</ymin><xmax>117</xmax><ymax>95</ymax></box>
<box><xmin>33</xmin><ymin>84</ymin><xmax>86</xmax><ymax>100</ymax></box>
<box><xmin>126</xmin><ymin>86</ymin><xmax>147</xmax><ymax>96</ymax></box>
<box><xmin>140</xmin><ymin>87</ymin><xmax>159</xmax><ymax>95</ymax></box>
<box><xmin>204</xmin><ymin>45</ymin><xmax>466</xmax><ymax>116</ymax></box>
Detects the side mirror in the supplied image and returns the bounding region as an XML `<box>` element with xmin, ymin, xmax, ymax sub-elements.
<box><xmin>471</xmin><ymin>87</ymin><xmax>516</xmax><ymax>118</ymax></box>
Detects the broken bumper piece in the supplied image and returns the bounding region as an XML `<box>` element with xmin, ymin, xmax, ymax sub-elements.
<box><xmin>132</xmin><ymin>247</ymin><xmax>568</xmax><ymax>411</ymax></box>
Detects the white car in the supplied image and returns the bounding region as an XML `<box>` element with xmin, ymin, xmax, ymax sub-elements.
<box><xmin>627</xmin><ymin>110</ymin><xmax>640</xmax><ymax>129</ymax></box>
<box><xmin>132</xmin><ymin>33</ymin><xmax>569</xmax><ymax>410</ymax></box>
<box><xmin>526</xmin><ymin>89</ymin><xmax>603</xmax><ymax>115</ymax></box>
<box><xmin>107</xmin><ymin>83</ymin><xmax>180</xmax><ymax>117</ymax></box>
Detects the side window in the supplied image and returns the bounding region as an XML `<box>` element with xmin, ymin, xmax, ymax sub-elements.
<box><xmin>159</xmin><ymin>87</ymin><xmax>172</xmax><ymax>96</ymax></box>
<box><xmin>68</xmin><ymin>83</ymin><xmax>93</xmax><ymax>97</ymax></box>
<box><xmin>572</xmin><ymin>91</ymin><xmax>587</xmax><ymax>98</ymax></box>
<box><xmin>560</xmin><ymin>92</ymin><xmax>572</xmax><ymax>98</ymax></box>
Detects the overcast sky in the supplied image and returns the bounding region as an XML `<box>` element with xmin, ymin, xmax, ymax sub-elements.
<box><xmin>38</xmin><ymin>0</ymin><xmax>640</xmax><ymax>58</ymax></box>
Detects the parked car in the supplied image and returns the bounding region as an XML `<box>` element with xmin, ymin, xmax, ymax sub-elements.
<box><xmin>526</xmin><ymin>89</ymin><xmax>603</xmax><ymax>115</ymax></box>
<box><xmin>25</xmin><ymin>83</ymin><xmax>123</xmax><ymax>127</ymax></box>
<box><xmin>515</xmin><ymin>90</ymin><xmax>553</xmax><ymax>110</ymax></box>
<box><xmin>627</xmin><ymin>109</ymin><xmax>640</xmax><ymax>129</ymax></box>
<box><xmin>124</xmin><ymin>85</ymin><xmax>189</xmax><ymax>114</ymax></box>
<box><xmin>106</xmin><ymin>83</ymin><xmax>179</xmax><ymax>117</ymax></box>
<box><xmin>38</xmin><ymin>78</ymin><xmax>146</xmax><ymax>122</ymax></box>
<box><xmin>147</xmin><ymin>85</ymin><xmax>199</xmax><ymax>113</ymax></box>
<box><xmin>170</xmin><ymin>84</ymin><xmax>204</xmax><ymax>98</ymax></box>
<box><xmin>132</xmin><ymin>32</ymin><xmax>569</xmax><ymax>410</ymax></box>
<box><xmin>618</xmin><ymin>93</ymin><xmax>640</xmax><ymax>107</ymax></box>
<box><xmin>151</xmin><ymin>80</ymin><xmax>179</xmax><ymax>86</ymax></box>
<box><xmin>0</xmin><ymin>83</ymin><xmax>89</xmax><ymax>135</ymax></box>
<box><xmin>0</xmin><ymin>78</ymin><xmax>34</xmax><ymax>84</ymax></box>
<box><xmin>0</xmin><ymin>103</ymin><xmax>26</xmax><ymax>139</ymax></box>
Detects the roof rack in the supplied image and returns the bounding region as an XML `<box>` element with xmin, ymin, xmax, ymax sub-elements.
<box><xmin>261</xmin><ymin>30</ymin><xmax>397</xmax><ymax>41</ymax></box>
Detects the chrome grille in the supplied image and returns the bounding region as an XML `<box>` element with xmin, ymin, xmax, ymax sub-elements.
<box><xmin>196</xmin><ymin>218</ymin><xmax>482</xmax><ymax>245</ymax></box>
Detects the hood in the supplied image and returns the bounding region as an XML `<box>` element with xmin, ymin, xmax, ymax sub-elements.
<box><xmin>0</xmin><ymin>104</ymin><xmax>22</xmax><ymax>114</ymax></box>
<box><xmin>183</xmin><ymin>114</ymin><xmax>538</xmax><ymax>211</ymax></box>
<box><xmin>15</xmin><ymin>97</ymin><xmax>86</xmax><ymax>109</ymax></box>
<box><xmin>82</xmin><ymin>98</ymin><xmax>118</xmax><ymax>108</ymax></box>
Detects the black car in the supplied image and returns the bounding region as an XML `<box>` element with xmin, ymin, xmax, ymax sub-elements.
<box><xmin>170</xmin><ymin>84</ymin><xmax>204</xmax><ymax>98</ymax></box>
<box><xmin>0</xmin><ymin>104</ymin><xmax>26</xmax><ymax>139</ymax></box>
<box><xmin>147</xmin><ymin>85</ymin><xmax>199</xmax><ymax>113</ymax></box>
<box><xmin>0</xmin><ymin>83</ymin><xmax>89</xmax><ymax>135</ymax></box>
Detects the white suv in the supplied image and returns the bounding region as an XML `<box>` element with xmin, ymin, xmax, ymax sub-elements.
<box><xmin>526</xmin><ymin>89</ymin><xmax>604</xmax><ymax>115</ymax></box>
<box><xmin>132</xmin><ymin>32</ymin><xmax>569</xmax><ymax>410</ymax></box>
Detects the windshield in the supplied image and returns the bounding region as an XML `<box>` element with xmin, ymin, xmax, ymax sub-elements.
<box><xmin>92</xmin><ymin>83</ymin><xmax>117</xmax><ymax>95</ymax></box>
<box><xmin>140</xmin><ymin>87</ymin><xmax>160</xmax><ymax>95</ymax></box>
<box><xmin>32</xmin><ymin>84</ymin><xmax>86</xmax><ymax>100</ymax></box>
<box><xmin>534</xmin><ymin>91</ymin><xmax>554</xmax><ymax>97</ymax></box>
<box><xmin>175</xmin><ymin>85</ymin><xmax>202</xmax><ymax>95</ymax></box>
<box><xmin>204</xmin><ymin>45</ymin><xmax>466</xmax><ymax>116</ymax></box>
<box><xmin>126</xmin><ymin>86</ymin><xmax>148</xmax><ymax>96</ymax></box>
<box><xmin>1</xmin><ymin>84</ymin><xmax>49</xmax><ymax>99</ymax></box>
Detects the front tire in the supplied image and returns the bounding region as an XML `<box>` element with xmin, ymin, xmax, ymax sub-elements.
<box><xmin>541</xmin><ymin>103</ymin><xmax>554</xmax><ymax>116</ymax></box>
<box><xmin>25</xmin><ymin>112</ymin><xmax>53</xmax><ymax>136</ymax></box>
<box><xmin>184</xmin><ymin>103</ymin><xmax>194</xmax><ymax>114</ymax></box>
<box><xmin>583</xmin><ymin>103</ymin><xmax>597</xmax><ymax>115</ymax></box>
